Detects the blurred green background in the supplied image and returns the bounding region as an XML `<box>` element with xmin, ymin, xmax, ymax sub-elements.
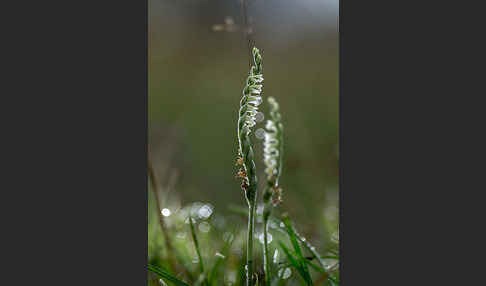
<box><xmin>149</xmin><ymin>0</ymin><xmax>338</xmax><ymax>258</ymax></box>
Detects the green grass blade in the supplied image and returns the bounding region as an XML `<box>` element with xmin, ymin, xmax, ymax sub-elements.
<box><xmin>305</xmin><ymin>260</ymin><xmax>326</xmax><ymax>274</ymax></box>
<box><xmin>279</xmin><ymin>259</ymin><xmax>325</xmax><ymax>274</ymax></box>
<box><xmin>276</xmin><ymin>215</ymin><xmax>335</xmax><ymax>271</ymax></box>
<box><xmin>148</xmin><ymin>264</ymin><xmax>191</xmax><ymax>286</ymax></box>
<box><xmin>194</xmin><ymin>273</ymin><xmax>208</xmax><ymax>286</ymax></box>
<box><xmin>208</xmin><ymin>232</ymin><xmax>234</xmax><ymax>285</ymax></box>
<box><xmin>208</xmin><ymin>254</ymin><xmax>224</xmax><ymax>285</ymax></box>
<box><xmin>281</xmin><ymin>215</ymin><xmax>312</xmax><ymax>284</ymax></box>
<box><xmin>328</xmin><ymin>275</ymin><xmax>339</xmax><ymax>286</ymax></box>
<box><xmin>189</xmin><ymin>218</ymin><xmax>204</xmax><ymax>273</ymax></box>
<box><xmin>189</xmin><ymin>217</ymin><xmax>209</xmax><ymax>286</ymax></box>
<box><xmin>278</xmin><ymin>241</ymin><xmax>312</xmax><ymax>285</ymax></box>
<box><xmin>298</xmin><ymin>236</ymin><xmax>327</xmax><ymax>270</ymax></box>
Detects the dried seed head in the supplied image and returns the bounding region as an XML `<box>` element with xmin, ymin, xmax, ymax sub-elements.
<box><xmin>272</xmin><ymin>187</ymin><xmax>283</xmax><ymax>206</ymax></box>
<box><xmin>235</xmin><ymin>168</ymin><xmax>247</xmax><ymax>179</ymax></box>
<box><xmin>235</xmin><ymin>156</ymin><xmax>244</xmax><ymax>166</ymax></box>
<box><xmin>241</xmin><ymin>181</ymin><xmax>249</xmax><ymax>191</ymax></box>
<box><xmin>272</xmin><ymin>194</ymin><xmax>282</xmax><ymax>206</ymax></box>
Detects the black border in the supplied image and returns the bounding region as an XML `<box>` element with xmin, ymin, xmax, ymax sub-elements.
<box><xmin>3</xmin><ymin>0</ymin><xmax>478</xmax><ymax>284</ymax></box>
<box><xmin>3</xmin><ymin>0</ymin><xmax>148</xmax><ymax>284</ymax></box>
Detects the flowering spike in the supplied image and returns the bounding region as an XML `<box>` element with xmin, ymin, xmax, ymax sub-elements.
<box><xmin>236</xmin><ymin>47</ymin><xmax>263</xmax><ymax>205</ymax></box>
<box><xmin>261</xmin><ymin>96</ymin><xmax>285</xmax><ymax>285</ymax></box>
<box><xmin>262</xmin><ymin>96</ymin><xmax>284</xmax><ymax>227</ymax></box>
<box><xmin>263</xmin><ymin>96</ymin><xmax>284</xmax><ymax>187</ymax></box>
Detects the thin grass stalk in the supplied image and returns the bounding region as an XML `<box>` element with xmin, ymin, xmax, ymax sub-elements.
<box><xmin>262</xmin><ymin>218</ymin><xmax>271</xmax><ymax>285</ymax></box>
<box><xmin>262</xmin><ymin>183</ymin><xmax>272</xmax><ymax>286</ymax></box>
<box><xmin>209</xmin><ymin>231</ymin><xmax>234</xmax><ymax>284</ymax></box>
<box><xmin>293</xmin><ymin>226</ymin><xmax>327</xmax><ymax>270</ymax></box>
<box><xmin>247</xmin><ymin>203</ymin><xmax>256</xmax><ymax>285</ymax></box>
<box><xmin>148</xmin><ymin>264</ymin><xmax>191</xmax><ymax>286</ymax></box>
<box><xmin>236</xmin><ymin>47</ymin><xmax>263</xmax><ymax>286</ymax></box>
<box><xmin>147</xmin><ymin>156</ymin><xmax>177</xmax><ymax>272</ymax></box>
<box><xmin>240</xmin><ymin>0</ymin><xmax>255</xmax><ymax>68</ymax></box>
<box><xmin>188</xmin><ymin>217</ymin><xmax>209</xmax><ymax>286</ymax></box>
<box><xmin>189</xmin><ymin>217</ymin><xmax>204</xmax><ymax>273</ymax></box>
<box><xmin>281</xmin><ymin>215</ymin><xmax>312</xmax><ymax>285</ymax></box>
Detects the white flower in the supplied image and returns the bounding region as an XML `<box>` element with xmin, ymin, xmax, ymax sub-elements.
<box><xmin>263</xmin><ymin>97</ymin><xmax>283</xmax><ymax>179</ymax></box>
<box><xmin>240</xmin><ymin>66</ymin><xmax>263</xmax><ymax>135</ymax></box>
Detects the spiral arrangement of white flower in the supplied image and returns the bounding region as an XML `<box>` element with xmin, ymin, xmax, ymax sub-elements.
<box><xmin>239</xmin><ymin>53</ymin><xmax>263</xmax><ymax>136</ymax></box>
<box><xmin>236</xmin><ymin>47</ymin><xmax>263</xmax><ymax>204</ymax></box>
<box><xmin>263</xmin><ymin>96</ymin><xmax>283</xmax><ymax>191</ymax></box>
<box><xmin>261</xmin><ymin>96</ymin><xmax>284</xmax><ymax>286</ymax></box>
<box><xmin>235</xmin><ymin>47</ymin><xmax>263</xmax><ymax>286</ymax></box>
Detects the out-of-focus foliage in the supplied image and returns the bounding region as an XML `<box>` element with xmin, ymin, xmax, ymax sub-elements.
<box><xmin>148</xmin><ymin>188</ymin><xmax>339</xmax><ymax>285</ymax></box>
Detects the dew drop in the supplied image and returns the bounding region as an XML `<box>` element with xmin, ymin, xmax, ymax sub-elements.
<box><xmin>185</xmin><ymin>217</ymin><xmax>196</xmax><ymax>224</ymax></box>
<box><xmin>258</xmin><ymin>232</ymin><xmax>272</xmax><ymax>244</ymax></box>
<box><xmin>323</xmin><ymin>259</ymin><xmax>335</xmax><ymax>270</ymax></box>
<box><xmin>161</xmin><ymin>208</ymin><xmax>171</xmax><ymax>217</ymax></box>
<box><xmin>255</xmin><ymin>128</ymin><xmax>265</xmax><ymax>140</ymax></box>
<box><xmin>273</xmin><ymin>249</ymin><xmax>279</xmax><ymax>264</ymax></box>
<box><xmin>190</xmin><ymin>202</ymin><xmax>203</xmax><ymax>216</ymax></box>
<box><xmin>215</xmin><ymin>252</ymin><xmax>226</xmax><ymax>259</ymax></box>
<box><xmin>255</xmin><ymin>112</ymin><xmax>264</xmax><ymax>122</ymax></box>
<box><xmin>198</xmin><ymin>204</ymin><xmax>214</xmax><ymax>219</ymax></box>
<box><xmin>278</xmin><ymin>267</ymin><xmax>292</xmax><ymax>279</ymax></box>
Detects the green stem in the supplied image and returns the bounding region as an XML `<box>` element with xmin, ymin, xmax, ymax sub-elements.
<box><xmin>240</xmin><ymin>0</ymin><xmax>254</xmax><ymax>67</ymax></box>
<box><xmin>262</xmin><ymin>183</ymin><xmax>273</xmax><ymax>285</ymax></box>
<box><xmin>263</xmin><ymin>217</ymin><xmax>271</xmax><ymax>285</ymax></box>
<box><xmin>247</xmin><ymin>203</ymin><xmax>256</xmax><ymax>286</ymax></box>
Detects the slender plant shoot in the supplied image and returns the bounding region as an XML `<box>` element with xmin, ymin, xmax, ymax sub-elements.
<box><xmin>189</xmin><ymin>217</ymin><xmax>209</xmax><ymax>286</ymax></box>
<box><xmin>262</xmin><ymin>96</ymin><xmax>284</xmax><ymax>285</ymax></box>
<box><xmin>235</xmin><ymin>46</ymin><xmax>263</xmax><ymax>286</ymax></box>
<box><xmin>148</xmin><ymin>157</ymin><xmax>177</xmax><ymax>272</ymax></box>
<box><xmin>148</xmin><ymin>264</ymin><xmax>191</xmax><ymax>286</ymax></box>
